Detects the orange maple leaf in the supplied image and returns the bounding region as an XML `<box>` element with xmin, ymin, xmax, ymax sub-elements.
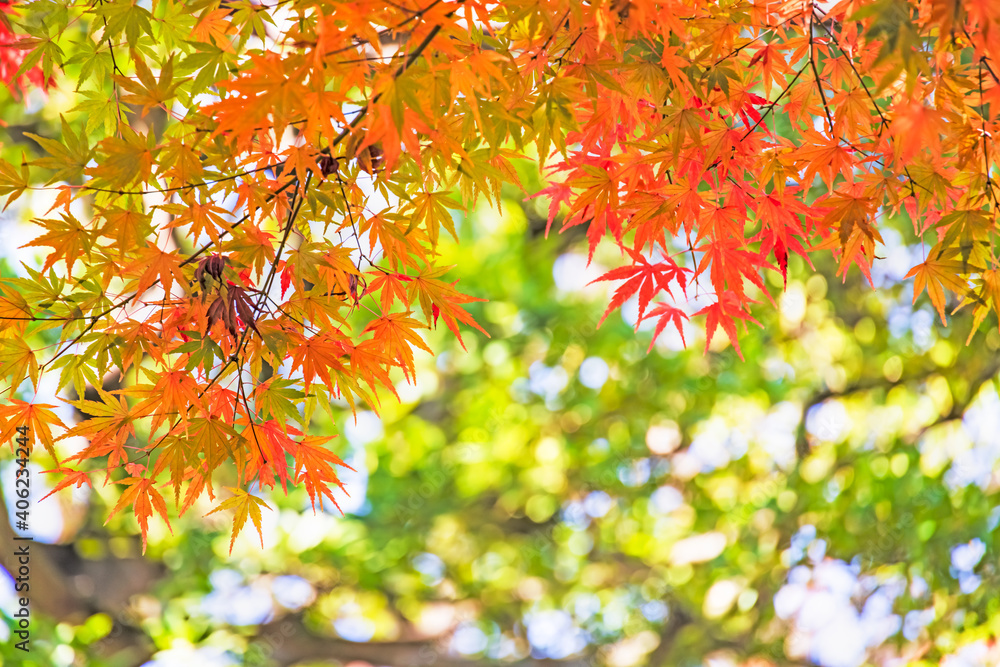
<box><xmin>907</xmin><ymin>256</ymin><xmax>974</xmax><ymax>325</ymax></box>
<box><xmin>107</xmin><ymin>476</ymin><xmax>173</xmax><ymax>554</ymax></box>
<box><xmin>294</xmin><ymin>435</ymin><xmax>352</xmax><ymax>513</ymax></box>
<box><xmin>127</xmin><ymin>245</ymin><xmax>189</xmax><ymax>298</ymax></box>
<box><xmin>0</xmin><ymin>399</ymin><xmax>62</xmax><ymax>459</ymax></box>
<box><xmin>406</xmin><ymin>266</ymin><xmax>488</xmax><ymax>349</ymax></box>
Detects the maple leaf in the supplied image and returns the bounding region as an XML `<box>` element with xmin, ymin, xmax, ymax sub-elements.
<box><xmin>0</xmin><ymin>399</ymin><xmax>62</xmax><ymax>459</ymax></box>
<box><xmin>0</xmin><ymin>155</ymin><xmax>30</xmax><ymax>210</ymax></box>
<box><xmin>773</xmin><ymin>237</ymin><xmax>788</xmax><ymax>289</ymax></box>
<box><xmin>40</xmin><ymin>467</ymin><xmax>93</xmax><ymax>502</ymax></box>
<box><xmin>62</xmin><ymin>389</ymin><xmax>145</xmax><ymax>474</ymax></box>
<box><xmin>591</xmin><ymin>247</ymin><xmax>689</xmax><ymax>327</ymax></box>
<box><xmin>242</xmin><ymin>419</ymin><xmax>302</xmax><ymax>492</ymax></box>
<box><xmin>0</xmin><ymin>338</ymin><xmax>39</xmax><ymax>391</ymax></box>
<box><xmin>106</xmin><ymin>476</ymin><xmax>172</xmax><ymax>554</ymax></box>
<box><xmin>567</xmin><ymin>162</ymin><xmax>625</xmax><ymax>260</ymax></box>
<box><xmin>95</xmin><ymin>206</ymin><xmax>154</xmax><ymax>261</ymax></box>
<box><xmin>163</xmin><ymin>195</ymin><xmax>234</xmax><ymax>245</ymax></box>
<box><xmin>22</xmin><ymin>213</ymin><xmax>93</xmax><ymax>274</ymax></box>
<box><xmin>229</xmin><ymin>225</ymin><xmax>277</xmax><ymax>278</ymax></box>
<box><xmin>191</xmin><ymin>7</ymin><xmax>235</xmax><ymax>51</ymax></box>
<box><xmin>254</xmin><ymin>378</ymin><xmax>305</xmax><ymax>422</ymax></box>
<box><xmin>792</xmin><ymin>129</ymin><xmax>857</xmax><ymax>192</ymax></box>
<box><xmin>288</xmin><ymin>331</ymin><xmax>352</xmax><ymax>395</ymax></box>
<box><xmin>406</xmin><ymin>266</ymin><xmax>489</xmax><ymax>349</ymax></box>
<box><xmin>906</xmin><ymin>256</ymin><xmax>974</xmax><ymax>325</ymax></box>
<box><xmin>813</xmin><ymin>187</ymin><xmax>881</xmax><ymax>281</ymax></box>
<box><xmin>640</xmin><ymin>302</ymin><xmax>690</xmax><ymax>352</ymax></box>
<box><xmin>696</xmin><ymin>237</ymin><xmax>769</xmax><ymax>304</ymax></box>
<box><xmin>0</xmin><ymin>282</ymin><xmax>31</xmax><ymax>336</ymax></box>
<box><xmin>405</xmin><ymin>190</ymin><xmax>462</xmax><ymax>247</ymax></box>
<box><xmin>188</xmin><ymin>416</ymin><xmax>243</xmax><ymax>482</ymax></box>
<box><xmin>529</xmin><ymin>179</ymin><xmax>573</xmax><ymax>237</ymax></box>
<box><xmin>205</xmin><ymin>487</ymin><xmax>271</xmax><ymax>553</ymax></box>
<box><xmin>131</xmin><ymin>366</ymin><xmax>205</xmax><ymax>435</ymax></box>
<box><xmin>150</xmin><ymin>434</ymin><xmax>199</xmax><ymax>509</ymax></box>
<box><xmin>348</xmin><ymin>338</ymin><xmax>397</xmax><ymax>403</ymax></box>
<box><xmin>936</xmin><ymin>209</ymin><xmax>992</xmax><ymax>270</ymax></box>
<box><xmin>963</xmin><ymin>269</ymin><xmax>1000</xmax><ymax>343</ymax></box>
<box><xmin>293</xmin><ymin>436</ymin><xmax>352</xmax><ymax>513</ymax></box>
<box><xmin>695</xmin><ymin>294</ymin><xmax>762</xmax><ymax>361</ymax></box>
<box><xmin>23</xmin><ymin>116</ymin><xmax>92</xmax><ymax>184</ymax></box>
<box><xmin>205</xmin><ymin>51</ymin><xmax>306</xmax><ymax>141</ymax></box>
<box><xmin>127</xmin><ymin>245</ymin><xmax>189</xmax><ymax>298</ymax></box>
<box><xmin>87</xmin><ymin>127</ymin><xmax>157</xmax><ymax>187</ymax></box>
<box><xmin>363</xmin><ymin>313</ymin><xmax>433</xmax><ymax>381</ymax></box>
<box><xmin>114</xmin><ymin>55</ymin><xmax>185</xmax><ymax>117</ymax></box>
<box><xmin>889</xmin><ymin>100</ymin><xmax>946</xmax><ymax>162</ymax></box>
<box><xmin>360</xmin><ymin>213</ymin><xmax>429</xmax><ymax>271</ymax></box>
<box><xmin>229</xmin><ymin>285</ymin><xmax>261</xmax><ymax>337</ymax></box>
<box><xmin>367</xmin><ymin>271</ymin><xmax>412</xmax><ymax>313</ymax></box>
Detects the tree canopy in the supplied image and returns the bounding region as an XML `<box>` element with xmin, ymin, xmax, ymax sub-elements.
<box><xmin>1</xmin><ymin>0</ymin><xmax>1000</xmax><ymax>665</ymax></box>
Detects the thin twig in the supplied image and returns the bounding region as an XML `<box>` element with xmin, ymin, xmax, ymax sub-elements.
<box><xmin>808</xmin><ymin>13</ymin><xmax>834</xmax><ymax>132</ymax></box>
<box><xmin>813</xmin><ymin>11</ymin><xmax>922</xmax><ymax>201</ymax></box>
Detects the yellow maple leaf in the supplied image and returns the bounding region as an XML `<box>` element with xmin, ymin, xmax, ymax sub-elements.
<box><xmin>0</xmin><ymin>338</ymin><xmax>39</xmax><ymax>391</ymax></box>
<box><xmin>205</xmin><ymin>487</ymin><xmax>271</xmax><ymax>553</ymax></box>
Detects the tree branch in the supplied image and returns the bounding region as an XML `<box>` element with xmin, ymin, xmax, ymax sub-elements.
<box><xmin>253</xmin><ymin>613</ymin><xmax>596</xmax><ymax>667</ymax></box>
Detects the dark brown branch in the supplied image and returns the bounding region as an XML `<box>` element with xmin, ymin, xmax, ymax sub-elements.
<box><xmin>0</xmin><ymin>490</ymin><xmax>159</xmax><ymax>665</ymax></box>
<box><xmin>795</xmin><ymin>359</ymin><xmax>1000</xmax><ymax>458</ymax></box>
<box><xmin>808</xmin><ymin>13</ymin><xmax>835</xmax><ymax>132</ymax></box>
<box><xmin>253</xmin><ymin>613</ymin><xmax>596</xmax><ymax>667</ymax></box>
<box><xmin>645</xmin><ymin>603</ymin><xmax>693</xmax><ymax>666</ymax></box>
<box><xmin>904</xmin><ymin>360</ymin><xmax>1000</xmax><ymax>444</ymax></box>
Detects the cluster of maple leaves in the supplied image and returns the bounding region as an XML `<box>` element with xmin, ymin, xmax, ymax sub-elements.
<box><xmin>0</xmin><ymin>0</ymin><xmax>999</xmax><ymax>550</ymax></box>
<box><xmin>0</xmin><ymin>2</ymin><xmax>50</xmax><ymax>101</ymax></box>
